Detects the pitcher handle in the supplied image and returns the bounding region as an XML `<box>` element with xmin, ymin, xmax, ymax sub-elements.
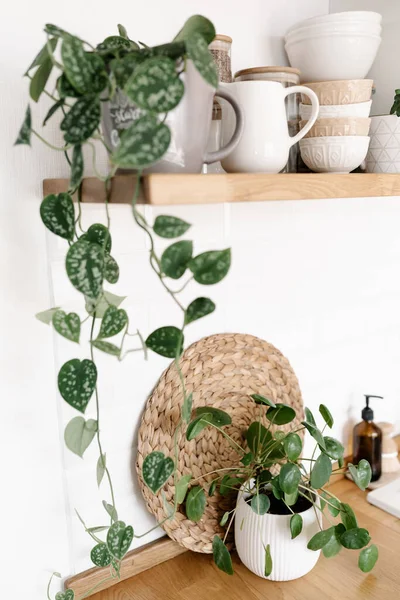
<box><xmin>284</xmin><ymin>86</ymin><xmax>319</xmax><ymax>148</ymax></box>
<box><xmin>204</xmin><ymin>87</ymin><xmax>244</xmax><ymax>164</ymax></box>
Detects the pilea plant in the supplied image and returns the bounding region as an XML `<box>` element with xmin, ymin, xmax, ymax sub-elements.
<box><xmin>16</xmin><ymin>15</ymin><xmax>232</xmax><ymax>599</ymax></box>
<box><xmin>173</xmin><ymin>397</ymin><xmax>378</xmax><ymax>576</ymax></box>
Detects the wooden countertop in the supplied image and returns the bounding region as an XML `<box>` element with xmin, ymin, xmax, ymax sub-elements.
<box><xmin>91</xmin><ymin>476</ymin><xmax>400</xmax><ymax>600</ymax></box>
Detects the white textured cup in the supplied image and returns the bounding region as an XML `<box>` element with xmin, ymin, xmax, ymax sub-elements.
<box><xmin>235</xmin><ymin>490</ymin><xmax>321</xmax><ymax>581</ymax></box>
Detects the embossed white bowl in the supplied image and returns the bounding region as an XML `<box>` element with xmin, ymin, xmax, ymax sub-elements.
<box><xmin>235</xmin><ymin>487</ymin><xmax>321</xmax><ymax>581</ymax></box>
<box><xmin>285</xmin><ymin>11</ymin><xmax>382</xmax><ymax>37</ymax></box>
<box><xmin>299</xmin><ymin>136</ymin><xmax>370</xmax><ymax>173</ymax></box>
<box><xmin>300</xmin><ymin>100</ymin><xmax>372</xmax><ymax>120</ymax></box>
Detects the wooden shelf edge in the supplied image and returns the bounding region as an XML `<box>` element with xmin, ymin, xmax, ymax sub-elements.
<box><xmin>43</xmin><ymin>173</ymin><xmax>400</xmax><ymax>206</ymax></box>
<box><xmin>65</xmin><ymin>537</ymin><xmax>186</xmax><ymax>598</ymax></box>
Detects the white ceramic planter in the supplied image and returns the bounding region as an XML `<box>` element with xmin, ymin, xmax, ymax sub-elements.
<box><xmin>235</xmin><ymin>490</ymin><xmax>321</xmax><ymax>581</ymax></box>
<box><xmin>366</xmin><ymin>115</ymin><xmax>400</xmax><ymax>173</ymax></box>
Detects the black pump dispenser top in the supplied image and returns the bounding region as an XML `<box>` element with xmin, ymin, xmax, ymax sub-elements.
<box><xmin>362</xmin><ymin>395</ymin><xmax>383</xmax><ymax>421</ymax></box>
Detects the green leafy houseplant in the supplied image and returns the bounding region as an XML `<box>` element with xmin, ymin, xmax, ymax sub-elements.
<box><xmin>154</xmin><ymin>397</ymin><xmax>378</xmax><ymax>577</ymax></box>
<box><xmin>16</xmin><ymin>15</ymin><xmax>233</xmax><ymax>599</ymax></box>
<box><xmin>391</xmin><ymin>89</ymin><xmax>400</xmax><ymax>116</ymax></box>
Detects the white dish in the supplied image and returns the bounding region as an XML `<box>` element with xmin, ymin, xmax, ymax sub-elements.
<box><xmin>285</xmin><ymin>21</ymin><xmax>381</xmax><ymax>44</ymax></box>
<box><xmin>286</xmin><ymin>11</ymin><xmax>382</xmax><ymax>36</ymax></box>
<box><xmin>300</xmin><ymin>100</ymin><xmax>372</xmax><ymax>120</ymax></box>
<box><xmin>285</xmin><ymin>33</ymin><xmax>381</xmax><ymax>82</ymax></box>
<box><xmin>299</xmin><ymin>136</ymin><xmax>370</xmax><ymax>173</ymax></box>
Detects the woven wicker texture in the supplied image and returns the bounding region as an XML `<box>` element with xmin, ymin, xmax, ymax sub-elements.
<box><xmin>136</xmin><ymin>333</ymin><xmax>304</xmax><ymax>554</ymax></box>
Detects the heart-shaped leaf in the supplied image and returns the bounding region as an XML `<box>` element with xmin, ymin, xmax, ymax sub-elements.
<box><xmin>279</xmin><ymin>463</ymin><xmax>301</xmax><ymax>495</ymax></box>
<box><xmin>323</xmin><ymin>523</ymin><xmax>345</xmax><ymax>558</ymax></box>
<box><xmin>106</xmin><ymin>521</ymin><xmax>134</xmax><ymax>559</ymax></box>
<box><xmin>99</xmin><ymin>305</ymin><xmax>128</xmax><ymax>338</ymax></box>
<box><xmin>161</xmin><ymin>241</ymin><xmax>193</xmax><ymax>279</ymax></box>
<box><xmin>83</xmin><ymin>223</ymin><xmax>112</xmax><ymax>252</ymax></box>
<box><xmin>70</xmin><ymin>144</ymin><xmax>84</xmax><ymax>191</ymax></box>
<box><xmin>36</xmin><ymin>306</ymin><xmax>61</xmax><ymax>324</ymax></box>
<box><xmin>40</xmin><ymin>192</ymin><xmax>75</xmax><ymax>240</ymax></box>
<box><xmin>266</xmin><ymin>403</ymin><xmax>296</xmax><ymax>425</ymax></box>
<box><xmin>112</xmin><ymin>114</ymin><xmax>171</xmax><ymax>169</ymax></box>
<box><xmin>97</xmin><ymin>453</ymin><xmax>106</xmax><ymax>487</ymax></box>
<box><xmin>153</xmin><ymin>215</ymin><xmax>191</xmax><ymax>239</ymax></box>
<box><xmin>145</xmin><ymin>326</ymin><xmax>183</xmax><ymax>358</ymax></box>
<box><xmin>310</xmin><ymin>453</ymin><xmax>332</xmax><ymax>489</ymax></box>
<box><xmin>284</xmin><ymin>433</ymin><xmax>302</xmax><ymax>461</ymax></box>
<box><xmin>90</xmin><ymin>543</ymin><xmax>112</xmax><ymax>567</ymax></box>
<box><xmin>176</xmin><ymin>474</ymin><xmax>192</xmax><ymax>504</ymax></box>
<box><xmin>58</xmin><ymin>358</ymin><xmax>97</xmax><ymax>412</ymax></box>
<box><xmin>250</xmin><ymin>394</ymin><xmax>276</xmax><ymax>408</ymax></box>
<box><xmin>358</xmin><ymin>544</ymin><xmax>378</xmax><ymax>572</ymax></box>
<box><xmin>102</xmin><ymin>501</ymin><xmax>118</xmax><ymax>522</ymax></box>
<box><xmin>61</xmin><ymin>94</ymin><xmax>101</xmax><ymax>144</ymax></box>
<box><xmin>246</xmin><ymin>422</ymin><xmax>272</xmax><ymax>455</ymax></box>
<box><xmin>307</xmin><ymin>526</ymin><xmax>335</xmax><ymax>551</ymax></box>
<box><xmin>86</xmin><ymin>291</ymin><xmax>126</xmax><ymax>319</ymax></box>
<box><xmin>319</xmin><ymin>404</ymin><xmax>334</xmax><ymax>428</ymax></box>
<box><xmin>322</xmin><ymin>437</ymin><xmax>344</xmax><ymax>460</ymax></box>
<box><xmin>174</xmin><ymin>15</ymin><xmax>216</xmax><ymax>45</ymax></box>
<box><xmin>181</xmin><ymin>392</ymin><xmax>193</xmax><ymax>424</ymax></box>
<box><xmin>185</xmin><ymin>297</ymin><xmax>215</xmax><ymax>325</ymax></box>
<box><xmin>52</xmin><ymin>310</ymin><xmax>80</xmax><ymax>343</ymax></box>
<box><xmin>186</xmin><ymin>33</ymin><xmax>218</xmax><ymax>88</ymax></box>
<box><xmin>185</xmin><ymin>486</ymin><xmax>206</xmax><ymax>522</ymax></box>
<box><xmin>264</xmin><ymin>544</ymin><xmax>273</xmax><ymax>577</ymax></box>
<box><xmin>55</xmin><ymin>590</ymin><xmax>74</xmax><ymax>600</ymax></box>
<box><xmin>348</xmin><ymin>460</ymin><xmax>372</xmax><ymax>491</ymax></box>
<box><xmin>15</xmin><ymin>105</ymin><xmax>32</xmax><ymax>145</ymax></box>
<box><xmin>91</xmin><ymin>340</ymin><xmax>121</xmax><ymax>356</ymax></box>
<box><xmin>64</xmin><ymin>416</ymin><xmax>97</xmax><ymax>457</ymax></box>
<box><xmin>66</xmin><ymin>240</ymin><xmax>104</xmax><ymax>300</ymax></box>
<box><xmin>212</xmin><ymin>535</ymin><xmax>233</xmax><ymax>575</ymax></box>
<box><xmin>189</xmin><ymin>249</ymin><xmax>231</xmax><ymax>285</ymax></box>
<box><xmin>104</xmin><ymin>254</ymin><xmax>119</xmax><ymax>284</ymax></box>
<box><xmin>125</xmin><ymin>56</ymin><xmax>184</xmax><ymax>113</ymax></box>
<box><xmin>341</xmin><ymin>503</ymin><xmax>358</xmax><ymax>530</ymax></box>
<box><xmin>142</xmin><ymin>451</ymin><xmax>174</xmax><ymax>493</ymax></box>
<box><xmin>251</xmin><ymin>493</ymin><xmax>270</xmax><ymax>515</ymax></box>
<box><xmin>290</xmin><ymin>513</ymin><xmax>303</xmax><ymax>539</ymax></box>
<box><xmin>341</xmin><ymin>527</ymin><xmax>371</xmax><ymax>550</ymax></box>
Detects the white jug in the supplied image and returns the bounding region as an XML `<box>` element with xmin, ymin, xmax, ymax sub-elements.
<box><xmin>220</xmin><ymin>81</ymin><xmax>319</xmax><ymax>173</ymax></box>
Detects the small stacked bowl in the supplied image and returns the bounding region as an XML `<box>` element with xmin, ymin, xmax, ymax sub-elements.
<box><xmin>285</xmin><ymin>11</ymin><xmax>382</xmax><ymax>82</ymax></box>
<box><xmin>298</xmin><ymin>79</ymin><xmax>373</xmax><ymax>173</ymax></box>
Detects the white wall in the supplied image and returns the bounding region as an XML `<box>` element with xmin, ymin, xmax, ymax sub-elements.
<box><xmin>330</xmin><ymin>0</ymin><xmax>400</xmax><ymax>115</ymax></box>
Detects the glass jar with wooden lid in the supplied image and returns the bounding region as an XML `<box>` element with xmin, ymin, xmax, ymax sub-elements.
<box><xmin>234</xmin><ymin>66</ymin><xmax>302</xmax><ymax>173</ymax></box>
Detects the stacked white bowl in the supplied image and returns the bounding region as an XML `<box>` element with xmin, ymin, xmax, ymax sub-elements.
<box><xmin>284</xmin><ymin>11</ymin><xmax>381</xmax><ymax>173</ymax></box>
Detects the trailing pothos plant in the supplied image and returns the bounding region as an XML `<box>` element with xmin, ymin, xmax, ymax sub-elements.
<box><xmin>16</xmin><ymin>14</ymin><xmax>232</xmax><ymax>599</ymax></box>
<box><xmin>171</xmin><ymin>397</ymin><xmax>378</xmax><ymax>577</ymax></box>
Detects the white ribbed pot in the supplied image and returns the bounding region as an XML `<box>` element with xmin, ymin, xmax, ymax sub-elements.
<box><xmin>235</xmin><ymin>489</ymin><xmax>322</xmax><ymax>581</ymax></box>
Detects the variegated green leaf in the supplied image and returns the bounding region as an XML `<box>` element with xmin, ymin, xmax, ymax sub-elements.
<box><xmin>57</xmin><ymin>73</ymin><xmax>82</xmax><ymax>98</ymax></box>
<box><xmin>55</xmin><ymin>591</ymin><xmax>74</xmax><ymax>600</ymax></box>
<box><xmin>52</xmin><ymin>310</ymin><xmax>80</xmax><ymax>343</ymax></box>
<box><xmin>70</xmin><ymin>144</ymin><xmax>84</xmax><ymax>190</ymax></box>
<box><xmin>161</xmin><ymin>240</ymin><xmax>192</xmax><ymax>279</ymax></box>
<box><xmin>142</xmin><ymin>451</ymin><xmax>174</xmax><ymax>493</ymax></box>
<box><xmin>153</xmin><ymin>215</ymin><xmax>191</xmax><ymax>239</ymax></box>
<box><xmin>125</xmin><ymin>57</ymin><xmax>184</xmax><ymax>113</ymax></box>
<box><xmin>90</xmin><ymin>543</ymin><xmax>112</xmax><ymax>567</ymax></box>
<box><xmin>106</xmin><ymin>521</ymin><xmax>134</xmax><ymax>559</ymax></box>
<box><xmin>15</xmin><ymin>105</ymin><xmax>32</xmax><ymax>145</ymax></box>
<box><xmin>66</xmin><ymin>240</ymin><xmax>104</xmax><ymax>299</ymax></box>
<box><xmin>104</xmin><ymin>254</ymin><xmax>119</xmax><ymax>284</ymax></box>
<box><xmin>112</xmin><ymin>114</ymin><xmax>171</xmax><ymax>169</ymax></box>
<box><xmin>60</xmin><ymin>95</ymin><xmax>101</xmax><ymax>144</ymax></box>
<box><xmin>61</xmin><ymin>34</ymin><xmax>106</xmax><ymax>94</ymax></box>
<box><xmin>58</xmin><ymin>358</ymin><xmax>97</xmax><ymax>412</ymax></box>
<box><xmin>145</xmin><ymin>326</ymin><xmax>183</xmax><ymax>358</ymax></box>
<box><xmin>91</xmin><ymin>340</ymin><xmax>121</xmax><ymax>356</ymax></box>
<box><xmin>97</xmin><ymin>35</ymin><xmax>132</xmax><ymax>52</ymax></box>
<box><xmin>45</xmin><ymin>23</ymin><xmax>68</xmax><ymax>37</ymax></box>
<box><xmin>189</xmin><ymin>249</ymin><xmax>231</xmax><ymax>285</ymax></box>
<box><xmin>85</xmin><ymin>291</ymin><xmax>126</xmax><ymax>319</ymax></box>
<box><xmin>186</xmin><ymin>33</ymin><xmax>218</xmax><ymax>88</ymax></box>
<box><xmin>40</xmin><ymin>192</ymin><xmax>75</xmax><ymax>240</ymax></box>
<box><xmin>81</xmin><ymin>223</ymin><xmax>112</xmax><ymax>253</ymax></box>
<box><xmin>29</xmin><ymin>58</ymin><xmax>53</xmax><ymax>102</ymax></box>
<box><xmin>185</xmin><ymin>297</ymin><xmax>215</xmax><ymax>324</ymax></box>
<box><xmin>98</xmin><ymin>305</ymin><xmax>128</xmax><ymax>338</ymax></box>
<box><xmin>64</xmin><ymin>416</ymin><xmax>97</xmax><ymax>457</ymax></box>
<box><xmin>174</xmin><ymin>15</ymin><xmax>216</xmax><ymax>44</ymax></box>
<box><xmin>110</xmin><ymin>54</ymin><xmax>144</xmax><ymax>88</ymax></box>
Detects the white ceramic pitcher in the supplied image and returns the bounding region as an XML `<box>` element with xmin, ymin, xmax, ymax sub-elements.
<box><xmin>220</xmin><ymin>81</ymin><xmax>319</xmax><ymax>173</ymax></box>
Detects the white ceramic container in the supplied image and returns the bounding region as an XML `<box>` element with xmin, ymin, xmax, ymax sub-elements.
<box><xmin>219</xmin><ymin>80</ymin><xmax>319</xmax><ymax>173</ymax></box>
<box><xmin>300</xmin><ymin>100</ymin><xmax>372</xmax><ymax>120</ymax></box>
<box><xmin>235</xmin><ymin>490</ymin><xmax>321</xmax><ymax>581</ymax></box>
<box><xmin>286</xmin><ymin>21</ymin><xmax>381</xmax><ymax>44</ymax></box>
<box><xmin>285</xmin><ymin>11</ymin><xmax>382</xmax><ymax>36</ymax></box>
<box><xmin>366</xmin><ymin>115</ymin><xmax>400</xmax><ymax>173</ymax></box>
<box><xmin>285</xmin><ymin>33</ymin><xmax>381</xmax><ymax>82</ymax></box>
<box><xmin>300</xmin><ymin>136</ymin><xmax>370</xmax><ymax>173</ymax></box>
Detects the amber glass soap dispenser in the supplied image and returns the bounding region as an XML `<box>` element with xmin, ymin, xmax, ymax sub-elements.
<box><xmin>353</xmin><ymin>395</ymin><xmax>383</xmax><ymax>481</ymax></box>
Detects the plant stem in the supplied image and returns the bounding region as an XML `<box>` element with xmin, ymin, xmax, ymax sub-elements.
<box><xmin>32</xmin><ymin>129</ymin><xmax>71</xmax><ymax>151</ymax></box>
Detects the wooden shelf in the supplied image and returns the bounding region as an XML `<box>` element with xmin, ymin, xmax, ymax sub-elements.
<box><xmin>43</xmin><ymin>173</ymin><xmax>400</xmax><ymax>205</ymax></box>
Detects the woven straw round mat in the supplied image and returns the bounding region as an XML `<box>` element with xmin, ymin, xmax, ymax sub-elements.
<box><xmin>136</xmin><ymin>333</ymin><xmax>304</xmax><ymax>554</ymax></box>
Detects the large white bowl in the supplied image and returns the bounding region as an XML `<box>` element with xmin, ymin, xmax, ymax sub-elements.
<box><xmin>285</xmin><ymin>21</ymin><xmax>381</xmax><ymax>44</ymax></box>
<box><xmin>286</xmin><ymin>11</ymin><xmax>382</xmax><ymax>36</ymax></box>
<box><xmin>285</xmin><ymin>33</ymin><xmax>381</xmax><ymax>82</ymax></box>
<box><xmin>300</xmin><ymin>100</ymin><xmax>372</xmax><ymax>120</ymax></box>
<box><xmin>299</xmin><ymin>136</ymin><xmax>370</xmax><ymax>173</ymax></box>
